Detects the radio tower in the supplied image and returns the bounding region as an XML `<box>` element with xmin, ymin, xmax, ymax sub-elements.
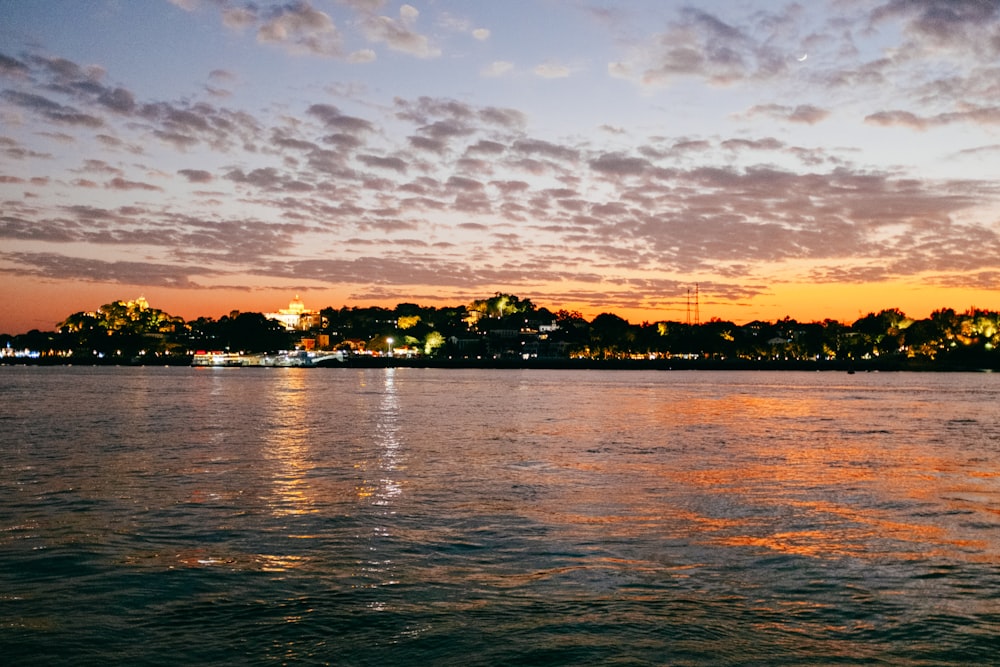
<box><xmin>685</xmin><ymin>284</ymin><xmax>701</xmax><ymax>325</ymax></box>
<box><xmin>694</xmin><ymin>283</ymin><xmax>700</xmax><ymax>325</ymax></box>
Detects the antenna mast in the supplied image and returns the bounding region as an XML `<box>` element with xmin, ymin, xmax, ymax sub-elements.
<box><xmin>694</xmin><ymin>283</ymin><xmax>700</xmax><ymax>325</ymax></box>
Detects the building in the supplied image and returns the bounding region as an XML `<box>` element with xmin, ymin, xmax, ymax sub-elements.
<box><xmin>265</xmin><ymin>295</ymin><xmax>323</xmax><ymax>331</ymax></box>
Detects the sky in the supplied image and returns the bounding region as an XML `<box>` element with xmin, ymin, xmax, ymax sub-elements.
<box><xmin>2</xmin><ymin>0</ymin><xmax>1000</xmax><ymax>333</ymax></box>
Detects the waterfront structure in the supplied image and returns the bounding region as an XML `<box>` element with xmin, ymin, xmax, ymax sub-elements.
<box><xmin>191</xmin><ymin>350</ymin><xmax>344</xmax><ymax>367</ymax></box>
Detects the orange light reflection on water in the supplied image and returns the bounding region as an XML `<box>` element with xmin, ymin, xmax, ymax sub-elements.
<box><xmin>263</xmin><ymin>369</ymin><xmax>316</xmax><ymax>517</ymax></box>
<box><xmin>533</xmin><ymin>376</ymin><xmax>1000</xmax><ymax>565</ymax></box>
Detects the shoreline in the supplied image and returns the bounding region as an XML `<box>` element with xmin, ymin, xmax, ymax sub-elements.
<box><xmin>2</xmin><ymin>356</ymin><xmax>996</xmax><ymax>372</ymax></box>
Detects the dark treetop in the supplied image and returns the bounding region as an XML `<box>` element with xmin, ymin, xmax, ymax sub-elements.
<box><xmin>3</xmin><ymin>294</ymin><xmax>998</xmax><ymax>370</ymax></box>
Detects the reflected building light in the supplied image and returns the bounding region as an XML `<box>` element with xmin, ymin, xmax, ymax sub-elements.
<box><xmin>257</xmin><ymin>553</ymin><xmax>310</xmax><ymax>573</ymax></box>
<box><xmin>374</xmin><ymin>368</ymin><xmax>402</xmax><ymax>504</ymax></box>
<box><xmin>355</xmin><ymin>369</ymin><xmax>406</xmax><ymax>591</ymax></box>
<box><xmin>264</xmin><ymin>370</ymin><xmax>316</xmax><ymax>517</ymax></box>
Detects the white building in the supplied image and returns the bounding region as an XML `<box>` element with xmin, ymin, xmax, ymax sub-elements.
<box><xmin>265</xmin><ymin>295</ymin><xmax>322</xmax><ymax>331</ymax></box>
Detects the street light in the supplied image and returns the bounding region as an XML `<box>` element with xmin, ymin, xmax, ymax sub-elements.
<box><xmin>386</xmin><ymin>337</ymin><xmax>394</xmax><ymax>357</ymax></box>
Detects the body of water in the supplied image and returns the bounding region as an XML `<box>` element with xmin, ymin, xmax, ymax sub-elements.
<box><xmin>2</xmin><ymin>367</ymin><xmax>999</xmax><ymax>665</ymax></box>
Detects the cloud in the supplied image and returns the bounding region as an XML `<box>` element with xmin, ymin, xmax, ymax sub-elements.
<box><xmin>38</xmin><ymin>130</ymin><xmax>75</xmax><ymax>143</ymax></box>
<box><xmin>256</xmin><ymin>1</ymin><xmax>343</xmax><ymax>57</ymax></box>
<box><xmin>720</xmin><ymin>137</ymin><xmax>784</xmax><ymax>152</ymax></box>
<box><xmin>178</xmin><ymin>169</ymin><xmax>213</xmax><ymax>183</ymax></box>
<box><xmin>167</xmin><ymin>0</ymin><xmax>199</xmax><ymax>11</ymax></box>
<box><xmin>97</xmin><ymin>87</ymin><xmax>136</xmax><ymax>114</ymax></box>
<box><xmin>2</xmin><ymin>90</ymin><xmax>103</xmax><ymax>127</ymax></box>
<box><xmin>513</xmin><ymin>138</ymin><xmax>580</xmax><ymax>162</ymax></box>
<box><xmin>205</xmin><ymin>71</ymin><xmax>235</xmax><ymax>97</ymax></box>
<box><xmin>395</xmin><ymin>96</ymin><xmax>459</xmax><ymax>124</ymax></box>
<box><xmin>358</xmin><ymin>154</ymin><xmax>408</xmax><ymax>172</ymax></box>
<box><xmin>871</xmin><ymin>0</ymin><xmax>1000</xmax><ymax>51</ymax></box>
<box><xmin>187</xmin><ymin>1</ymin><xmax>347</xmax><ymax>58</ymax></box>
<box><xmin>866</xmin><ymin>105</ymin><xmax>1000</xmax><ymax>130</ymax></box>
<box><xmin>0</xmin><ymin>251</ymin><xmax>204</xmax><ymax>287</ymax></box>
<box><xmin>482</xmin><ymin>60</ymin><xmax>513</xmax><ymax>77</ymax></box>
<box><xmin>466</xmin><ymin>139</ymin><xmax>506</xmax><ymax>156</ymax></box>
<box><xmin>78</xmin><ymin>158</ymin><xmax>122</xmax><ymax>175</ymax></box>
<box><xmin>418</xmin><ymin>119</ymin><xmax>474</xmax><ymax>140</ymax></box>
<box><xmin>137</xmin><ymin>100</ymin><xmax>261</xmax><ymax>151</ymax></box>
<box><xmin>788</xmin><ymin>105</ymin><xmax>830</xmax><ymax>124</ymax></box>
<box><xmin>928</xmin><ymin>270</ymin><xmax>1000</xmax><ymax>290</ymax></box>
<box><xmin>446</xmin><ymin>175</ymin><xmax>483</xmax><ymax>191</ymax></box>
<box><xmin>362</xmin><ymin>5</ymin><xmax>441</xmax><ymax>58</ymax></box>
<box><xmin>224</xmin><ymin>166</ymin><xmax>315</xmax><ymax>192</ymax></box>
<box><xmin>307</xmin><ymin>103</ymin><xmax>375</xmax><ymax>133</ymax></box>
<box><xmin>337</xmin><ymin>1</ymin><xmax>388</xmax><ymax>15</ymax></box>
<box><xmin>436</xmin><ymin>10</ymin><xmax>490</xmax><ymax>41</ymax></box>
<box><xmin>609</xmin><ymin>6</ymin><xmax>801</xmax><ymax>89</ymax></box>
<box><xmin>256</xmin><ymin>255</ymin><xmax>488</xmax><ymax>288</ymax></box>
<box><xmin>745</xmin><ymin>103</ymin><xmax>830</xmax><ymax>125</ymax></box>
<box><xmin>589</xmin><ymin>153</ymin><xmax>651</xmax><ymax>177</ymax></box>
<box><xmin>954</xmin><ymin>143</ymin><xmax>1000</xmax><ymax>158</ymax></box>
<box><xmin>399</xmin><ymin>4</ymin><xmax>419</xmax><ymax>22</ymax></box>
<box><xmin>5</xmin><ymin>26</ymin><xmax>1000</xmax><ymax>315</ymax></box>
<box><xmin>208</xmin><ymin>69</ymin><xmax>236</xmax><ymax>82</ymax></box>
<box><xmin>407</xmin><ymin>135</ymin><xmax>446</xmax><ymax>153</ymax></box>
<box><xmin>179</xmin><ymin>0</ymin><xmax>453</xmax><ymax>62</ymax></box>
<box><xmin>31</xmin><ymin>54</ymin><xmax>98</xmax><ymax>82</ymax></box>
<box><xmin>349</xmin><ymin>49</ymin><xmax>377</xmax><ymax>63</ymax></box>
<box><xmin>0</xmin><ymin>53</ymin><xmax>30</xmax><ymax>78</ymax></box>
<box><xmin>534</xmin><ymin>62</ymin><xmax>572</xmax><ymax>79</ymax></box>
<box><xmin>320</xmin><ymin>132</ymin><xmax>364</xmax><ymax>151</ymax></box>
<box><xmin>0</xmin><ymin>215</ymin><xmax>77</xmax><ymax>242</ymax></box>
<box><xmin>0</xmin><ymin>199</ymin><xmax>317</xmax><ymax>269</ymax></box>
<box><xmin>865</xmin><ymin>110</ymin><xmax>929</xmax><ymax>130</ymax></box>
<box><xmin>479</xmin><ymin>106</ymin><xmax>526</xmax><ymax>129</ymax></box>
<box><xmin>222</xmin><ymin>6</ymin><xmax>257</xmax><ymax>30</ymax></box>
<box><xmin>618</xmin><ymin>9</ymin><xmax>751</xmax><ymax>86</ymax></box>
<box><xmin>106</xmin><ymin>177</ymin><xmax>162</xmax><ymax>192</ymax></box>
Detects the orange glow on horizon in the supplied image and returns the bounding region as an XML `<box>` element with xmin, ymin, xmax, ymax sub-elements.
<box><xmin>2</xmin><ymin>274</ymin><xmax>999</xmax><ymax>335</ymax></box>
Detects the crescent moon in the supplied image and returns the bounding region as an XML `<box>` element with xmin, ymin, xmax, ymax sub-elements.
<box><xmin>797</xmin><ymin>53</ymin><xmax>808</xmax><ymax>62</ymax></box>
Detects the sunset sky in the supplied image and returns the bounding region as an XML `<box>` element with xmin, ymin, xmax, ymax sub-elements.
<box><xmin>3</xmin><ymin>0</ymin><xmax>1000</xmax><ymax>333</ymax></box>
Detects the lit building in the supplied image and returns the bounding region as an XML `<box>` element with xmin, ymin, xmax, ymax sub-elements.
<box><xmin>265</xmin><ymin>295</ymin><xmax>323</xmax><ymax>331</ymax></box>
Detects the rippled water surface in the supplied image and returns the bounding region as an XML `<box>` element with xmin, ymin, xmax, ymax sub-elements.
<box><xmin>2</xmin><ymin>367</ymin><xmax>999</xmax><ymax>665</ymax></box>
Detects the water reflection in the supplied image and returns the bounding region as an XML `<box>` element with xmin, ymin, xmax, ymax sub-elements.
<box><xmin>522</xmin><ymin>373</ymin><xmax>1000</xmax><ymax>570</ymax></box>
<box><xmin>355</xmin><ymin>369</ymin><xmax>406</xmax><ymax>595</ymax></box>
<box><xmin>263</xmin><ymin>369</ymin><xmax>315</xmax><ymax>517</ymax></box>
<box><xmin>6</xmin><ymin>369</ymin><xmax>1000</xmax><ymax>665</ymax></box>
<box><xmin>666</xmin><ymin>387</ymin><xmax>1000</xmax><ymax>563</ymax></box>
<box><xmin>355</xmin><ymin>369</ymin><xmax>403</xmax><ymax>505</ymax></box>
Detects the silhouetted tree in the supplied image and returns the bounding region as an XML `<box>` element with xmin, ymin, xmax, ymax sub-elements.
<box><xmin>590</xmin><ymin>313</ymin><xmax>633</xmax><ymax>358</ymax></box>
<box><xmin>221</xmin><ymin>312</ymin><xmax>290</xmax><ymax>352</ymax></box>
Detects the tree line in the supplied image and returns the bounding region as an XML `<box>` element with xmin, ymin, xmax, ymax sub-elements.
<box><xmin>3</xmin><ymin>293</ymin><xmax>999</xmax><ymax>369</ymax></box>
